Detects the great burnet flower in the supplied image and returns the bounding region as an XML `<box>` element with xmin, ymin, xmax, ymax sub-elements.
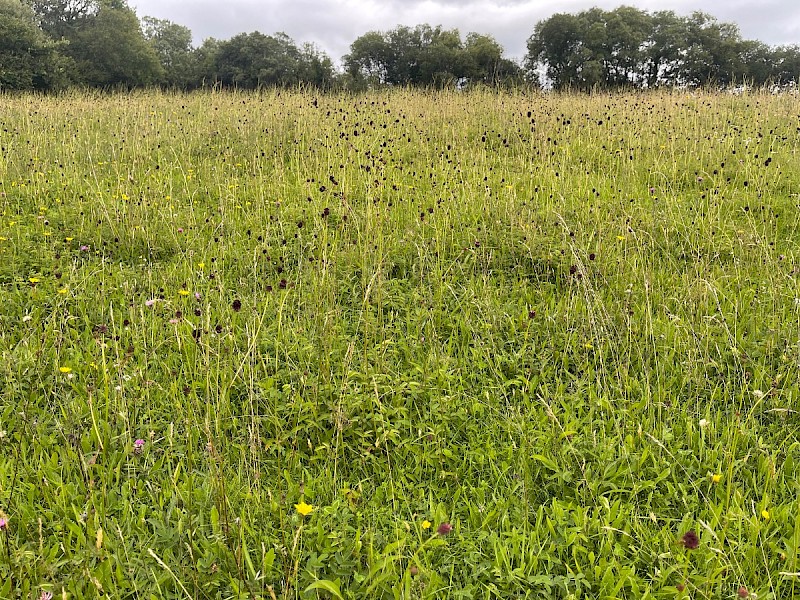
<box><xmin>680</xmin><ymin>530</ymin><xmax>699</xmax><ymax>549</ymax></box>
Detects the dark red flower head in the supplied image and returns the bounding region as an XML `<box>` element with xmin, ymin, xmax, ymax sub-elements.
<box><xmin>680</xmin><ymin>530</ymin><xmax>699</xmax><ymax>550</ymax></box>
<box><xmin>436</xmin><ymin>522</ymin><xmax>452</xmax><ymax>536</ymax></box>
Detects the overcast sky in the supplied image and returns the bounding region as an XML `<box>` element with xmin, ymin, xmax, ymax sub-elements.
<box><xmin>128</xmin><ymin>0</ymin><xmax>800</xmax><ymax>65</ymax></box>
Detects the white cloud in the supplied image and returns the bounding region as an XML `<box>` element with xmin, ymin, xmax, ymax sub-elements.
<box><xmin>129</xmin><ymin>0</ymin><xmax>800</xmax><ymax>65</ymax></box>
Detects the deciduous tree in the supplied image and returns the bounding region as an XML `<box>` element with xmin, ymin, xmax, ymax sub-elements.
<box><xmin>142</xmin><ymin>16</ymin><xmax>196</xmax><ymax>88</ymax></box>
<box><xmin>212</xmin><ymin>31</ymin><xmax>333</xmax><ymax>88</ymax></box>
<box><xmin>74</xmin><ymin>3</ymin><xmax>162</xmax><ymax>86</ymax></box>
<box><xmin>0</xmin><ymin>0</ymin><xmax>67</xmax><ymax>89</ymax></box>
<box><xmin>464</xmin><ymin>32</ymin><xmax>523</xmax><ymax>87</ymax></box>
<box><xmin>345</xmin><ymin>24</ymin><xmax>522</xmax><ymax>88</ymax></box>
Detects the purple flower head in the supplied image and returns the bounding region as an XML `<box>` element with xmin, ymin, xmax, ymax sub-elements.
<box><xmin>436</xmin><ymin>522</ymin><xmax>452</xmax><ymax>536</ymax></box>
<box><xmin>680</xmin><ymin>530</ymin><xmax>699</xmax><ymax>549</ymax></box>
<box><xmin>133</xmin><ymin>439</ymin><xmax>145</xmax><ymax>454</ymax></box>
<box><xmin>80</xmin><ymin>245</ymin><xmax>89</xmax><ymax>252</ymax></box>
<box><xmin>0</xmin><ymin>517</ymin><xmax>7</xmax><ymax>530</ymax></box>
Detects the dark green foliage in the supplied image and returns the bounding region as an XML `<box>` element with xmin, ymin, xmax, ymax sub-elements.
<box><xmin>141</xmin><ymin>16</ymin><xmax>198</xmax><ymax>88</ymax></box>
<box><xmin>72</xmin><ymin>4</ymin><xmax>162</xmax><ymax>87</ymax></box>
<box><xmin>25</xmin><ymin>0</ymin><xmax>95</xmax><ymax>41</ymax></box>
<box><xmin>297</xmin><ymin>43</ymin><xmax>336</xmax><ymax>89</ymax></box>
<box><xmin>22</xmin><ymin>0</ymin><xmax>161</xmax><ymax>87</ymax></box>
<box><xmin>681</xmin><ymin>11</ymin><xmax>744</xmax><ymax>87</ymax></box>
<box><xmin>344</xmin><ymin>24</ymin><xmax>523</xmax><ymax>88</ymax></box>
<box><xmin>463</xmin><ymin>32</ymin><xmax>525</xmax><ymax>87</ymax></box>
<box><xmin>526</xmin><ymin>7</ymin><xmax>800</xmax><ymax>89</ymax></box>
<box><xmin>0</xmin><ymin>0</ymin><xmax>67</xmax><ymax>90</ymax></box>
<box><xmin>210</xmin><ymin>31</ymin><xmax>335</xmax><ymax>89</ymax></box>
<box><xmin>771</xmin><ymin>45</ymin><xmax>800</xmax><ymax>85</ymax></box>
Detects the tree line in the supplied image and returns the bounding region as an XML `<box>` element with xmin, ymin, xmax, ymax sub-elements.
<box><xmin>2</xmin><ymin>0</ymin><xmax>799</xmax><ymax>92</ymax></box>
<box><xmin>526</xmin><ymin>6</ymin><xmax>800</xmax><ymax>89</ymax></box>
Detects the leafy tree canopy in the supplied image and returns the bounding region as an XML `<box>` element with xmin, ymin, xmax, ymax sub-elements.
<box><xmin>525</xmin><ymin>6</ymin><xmax>799</xmax><ymax>90</ymax></box>
<box><xmin>0</xmin><ymin>0</ymin><xmax>68</xmax><ymax>90</ymax></box>
<box><xmin>344</xmin><ymin>24</ymin><xmax>522</xmax><ymax>88</ymax></box>
<box><xmin>142</xmin><ymin>16</ymin><xmax>198</xmax><ymax>87</ymax></box>
<box><xmin>72</xmin><ymin>3</ymin><xmax>162</xmax><ymax>86</ymax></box>
<box><xmin>209</xmin><ymin>31</ymin><xmax>335</xmax><ymax>89</ymax></box>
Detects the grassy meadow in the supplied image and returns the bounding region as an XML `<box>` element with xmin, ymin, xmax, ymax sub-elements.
<box><xmin>1</xmin><ymin>88</ymin><xmax>800</xmax><ymax>599</ymax></box>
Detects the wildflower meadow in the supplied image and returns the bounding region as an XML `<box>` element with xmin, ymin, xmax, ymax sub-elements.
<box><xmin>1</xmin><ymin>88</ymin><xmax>800</xmax><ymax>598</ymax></box>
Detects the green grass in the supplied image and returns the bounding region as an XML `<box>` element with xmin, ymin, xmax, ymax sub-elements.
<box><xmin>1</xmin><ymin>87</ymin><xmax>800</xmax><ymax>599</ymax></box>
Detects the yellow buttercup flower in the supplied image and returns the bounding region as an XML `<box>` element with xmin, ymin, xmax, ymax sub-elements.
<box><xmin>711</xmin><ymin>473</ymin><xmax>722</xmax><ymax>483</ymax></box>
<box><xmin>761</xmin><ymin>509</ymin><xmax>770</xmax><ymax>521</ymax></box>
<box><xmin>178</xmin><ymin>290</ymin><xmax>191</xmax><ymax>296</ymax></box>
<box><xmin>295</xmin><ymin>501</ymin><xmax>313</xmax><ymax>517</ymax></box>
<box><xmin>421</xmin><ymin>520</ymin><xmax>431</xmax><ymax>529</ymax></box>
<box><xmin>59</xmin><ymin>366</ymin><xmax>72</xmax><ymax>374</ymax></box>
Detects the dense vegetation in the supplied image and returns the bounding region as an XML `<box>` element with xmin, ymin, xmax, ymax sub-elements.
<box><xmin>1</xmin><ymin>88</ymin><xmax>800</xmax><ymax>598</ymax></box>
<box><xmin>1</xmin><ymin>0</ymin><xmax>800</xmax><ymax>91</ymax></box>
<box><xmin>527</xmin><ymin>7</ymin><xmax>800</xmax><ymax>90</ymax></box>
